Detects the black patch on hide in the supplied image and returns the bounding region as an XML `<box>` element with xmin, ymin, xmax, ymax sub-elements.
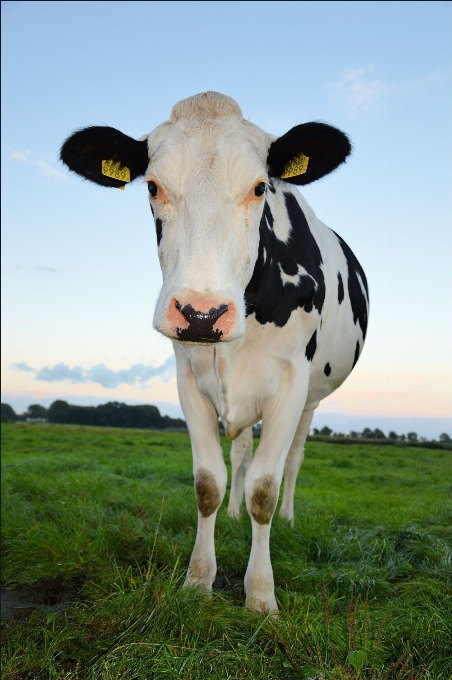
<box><xmin>176</xmin><ymin>303</ymin><xmax>228</xmax><ymax>343</ymax></box>
<box><xmin>305</xmin><ymin>331</ymin><xmax>317</xmax><ymax>361</ymax></box>
<box><xmin>324</xmin><ymin>362</ymin><xmax>331</xmax><ymax>376</ymax></box>
<box><xmin>60</xmin><ymin>126</ymin><xmax>149</xmax><ymax>188</ymax></box>
<box><xmin>155</xmin><ymin>218</ymin><xmax>162</xmax><ymax>246</ymax></box>
<box><xmin>244</xmin><ymin>192</ymin><xmax>325</xmax><ymax>327</ymax></box>
<box><xmin>337</xmin><ymin>272</ymin><xmax>344</xmax><ymax>304</ymax></box>
<box><xmin>334</xmin><ymin>233</ymin><xmax>369</xmax><ymax>340</ymax></box>
<box><xmin>353</xmin><ymin>340</ymin><xmax>360</xmax><ymax>368</ymax></box>
<box><xmin>267</xmin><ymin>122</ymin><xmax>351</xmax><ymax>185</ymax></box>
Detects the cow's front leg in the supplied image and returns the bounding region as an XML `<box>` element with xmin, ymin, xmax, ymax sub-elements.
<box><xmin>279</xmin><ymin>409</ymin><xmax>314</xmax><ymax>524</ymax></box>
<box><xmin>177</xmin><ymin>359</ymin><xmax>227</xmax><ymax>591</ymax></box>
<box><xmin>244</xmin><ymin>372</ymin><xmax>308</xmax><ymax>613</ymax></box>
<box><xmin>227</xmin><ymin>426</ymin><xmax>253</xmax><ymax>519</ymax></box>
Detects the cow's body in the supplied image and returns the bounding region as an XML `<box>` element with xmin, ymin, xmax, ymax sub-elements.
<box><xmin>61</xmin><ymin>92</ymin><xmax>369</xmax><ymax>613</ymax></box>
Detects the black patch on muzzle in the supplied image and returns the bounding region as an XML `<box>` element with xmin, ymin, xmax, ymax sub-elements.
<box><xmin>175</xmin><ymin>302</ymin><xmax>228</xmax><ymax>343</ymax></box>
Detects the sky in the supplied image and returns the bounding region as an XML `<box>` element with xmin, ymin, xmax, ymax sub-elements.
<box><xmin>2</xmin><ymin>0</ymin><xmax>451</xmax><ymax>438</ymax></box>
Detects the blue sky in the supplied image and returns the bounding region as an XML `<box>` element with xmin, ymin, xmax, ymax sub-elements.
<box><xmin>2</xmin><ymin>1</ymin><xmax>451</xmax><ymax>437</ymax></box>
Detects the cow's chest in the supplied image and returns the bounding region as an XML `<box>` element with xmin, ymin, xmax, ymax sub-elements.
<box><xmin>174</xmin><ymin>312</ymin><xmax>316</xmax><ymax>439</ymax></box>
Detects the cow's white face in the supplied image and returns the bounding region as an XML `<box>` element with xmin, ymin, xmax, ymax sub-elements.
<box><xmin>60</xmin><ymin>91</ymin><xmax>352</xmax><ymax>345</ymax></box>
<box><xmin>144</xmin><ymin>104</ymin><xmax>273</xmax><ymax>344</ymax></box>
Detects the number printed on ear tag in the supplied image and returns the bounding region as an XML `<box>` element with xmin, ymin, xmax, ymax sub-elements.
<box><xmin>102</xmin><ymin>160</ymin><xmax>131</xmax><ymax>188</ymax></box>
<box><xmin>281</xmin><ymin>152</ymin><xmax>309</xmax><ymax>179</ymax></box>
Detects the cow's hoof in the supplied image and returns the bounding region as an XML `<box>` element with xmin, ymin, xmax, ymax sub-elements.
<box><xmin>183</xmin><ymin>556</ymin><xmax>216</xmax><ymax>591</ymax></box>
<box><xmin>183</xmin><ymin>578</ymin><xmax>214</xmax><ymax>594</ymax></box>
<box><xmin>245</xmin><ymin>595</ymin><xmax>279</xmax><ymax>617</ymax></box>
<box><xmin>226</xmin><ymin>503</ymin><xmax>241</xmax><ymax>519</ymax></box>
<box><xmin>183</xmin><ymin>567</ymin><xmax>215</xmax><ymax>592</ymax></box>
<box><xmin>278</xmin><ymin>507</ymin><xmax>295</xmax><ymax>526</ymax></box>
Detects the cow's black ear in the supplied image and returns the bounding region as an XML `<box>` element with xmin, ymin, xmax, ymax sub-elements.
<box><xmin>267</xmin><ymin>122</ymin><xmax>351</xmax><ymax>185</ymax></box>
<box><xmin>60</xmin><ymin>126</ymin><xmax>149</xmax><ymax>188</ymax></box>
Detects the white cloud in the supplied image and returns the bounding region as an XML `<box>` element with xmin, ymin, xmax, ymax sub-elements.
<box><xmin>13</xmin><ymin>357</ymin><xmax>177</xmax><ymax>388</ymax></box>
<box><xmin>3</xmin><ymin>145</ymin><xmax>65</xmax><ymax>179</ymax></box>
<box><xmin>11</xmin><ymin>362</ymin><xmax>35</xmax><ymax>372</ymax></box>
<box><xmin>327</xmin><ymin>67</ymin><xmax>389</xmax><ymax>117</ymax></box>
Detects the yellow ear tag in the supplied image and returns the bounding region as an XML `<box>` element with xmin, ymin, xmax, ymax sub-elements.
<box><xmin>102</xmin><ymin>160</ymin><xmax>131</xmax><ymax>190</ymax></box>
<box><xmin>281</xmin><ymin>152</ymin><xmax>309</xmax><ymax>179</ymax></box>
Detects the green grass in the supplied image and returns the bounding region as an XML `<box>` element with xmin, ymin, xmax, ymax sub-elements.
<box><xmin>1</xmin><ymin>422</ymin><xmax>451</xmax><ymax>679</ymax></box>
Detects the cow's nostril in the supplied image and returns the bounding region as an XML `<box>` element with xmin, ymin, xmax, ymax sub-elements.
<box><xmin>174</xmin><ymin>301</ymin><xmax>230</xmax><ymax>343</ymax></box>
<box><xmin>175</xmin><ymin>302</ymin><xmax>229</xmax><ymax>324</ymax></box>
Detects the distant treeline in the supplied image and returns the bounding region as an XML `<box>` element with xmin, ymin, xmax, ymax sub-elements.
<box><xmin>308</xmin><ymin>426</ymin><xmax>451</xmax><ymax>450</ymax></box>
<box><xmin>2</xmin><ymin>403</ymin><xmax>450</xmax><ymax>448</ymax></box>
<box><xmin>1</xmin><ymin>401</ymin><xmax>186</xmax><ymax>431</ymax></box>
<box><xmin>251</xmin><ymin>423</ymin><xmax>451</xmax><ymax>448</ymax></box>
<box><xmin>311</xmin><ymin>425</ymin><xmax>451</xmax><ymax>442</ymax></box>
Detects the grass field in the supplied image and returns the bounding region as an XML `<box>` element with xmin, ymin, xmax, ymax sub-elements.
<box><xmin>1</xmin><ymin>422</ymin><xmax>451</xmax><ymax>679</ymax></box>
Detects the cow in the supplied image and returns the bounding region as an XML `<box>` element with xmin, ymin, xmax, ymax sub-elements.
<box><xmin>60</xmin><ymin>91</ymin><xmax>369</xmax><ymax>613</ymax></box>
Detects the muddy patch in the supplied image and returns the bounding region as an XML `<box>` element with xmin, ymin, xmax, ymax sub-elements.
<box><xmin>213</xmin><ymin>570</ymin><xmax>245</xmax><ymax>599</ymax></box>
<box><xmin>1</xmin><ymin>574</ymin><xmax>84</xmax><ymax>622</ymax></box>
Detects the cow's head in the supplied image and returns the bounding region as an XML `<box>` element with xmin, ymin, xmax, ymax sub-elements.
<box><xmin>61</xmin><ymin>92</ymin><xmax>350</xmax><ymax>344</ymax></box>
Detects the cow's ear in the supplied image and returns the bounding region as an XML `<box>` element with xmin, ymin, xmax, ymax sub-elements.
<box><xmin>267</xmin><ymin>122</ymin><xmax>351</xmax><ymax>185</ymax></box>
<box><xmin>60</xmin><ymin>126</ymin><xmax>149</xmax><ymax>188</ymax></box>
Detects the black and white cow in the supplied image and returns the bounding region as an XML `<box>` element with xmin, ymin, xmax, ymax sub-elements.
<box><xmin>60</xmin><ymin>92</ymin><xmax>369</xmax><ymax>613</ymax></box>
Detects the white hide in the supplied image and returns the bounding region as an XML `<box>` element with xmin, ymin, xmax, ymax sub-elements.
<box><xmin>145</xmin><ymin>94</ymin><xmax>275</xmax><ymax>343</ymax></box>
<box><xmin>138</xmin><ymin>93</ymin><xmax>365</xmax><ymax>613</ymax></box>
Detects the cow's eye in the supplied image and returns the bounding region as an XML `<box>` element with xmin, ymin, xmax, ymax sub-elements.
<box><xmin>254</xmin><ymin>182</ymin><xmax>266</xmax><ymax>197</ymax></box>
<box><xmin>148</xmin><ymin>181</ymin><xmax>159</xmax><ymax>198</ymax></box>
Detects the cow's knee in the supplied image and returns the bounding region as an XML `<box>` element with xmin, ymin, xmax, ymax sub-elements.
<box><xmin>248</xmin><ymin>475</ymin><xmax>278</xmax><ymax>525</ymax></box>
<box><xmin>195</xmin><ymin>467</ymin><xmax>221</xmax><ymax>517</ymax></box>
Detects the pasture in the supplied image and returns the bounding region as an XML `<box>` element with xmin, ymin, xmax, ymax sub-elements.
<box><xmin>1</xmin><ymin>422</ymin><xmax>451</xmax><ymax>679</ymax></box>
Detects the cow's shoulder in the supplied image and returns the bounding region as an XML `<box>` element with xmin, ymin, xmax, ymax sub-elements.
<box><xmin>245</xmin><ymin>182</ymin><xmax>325</xmax><ymax>327</ymax></box>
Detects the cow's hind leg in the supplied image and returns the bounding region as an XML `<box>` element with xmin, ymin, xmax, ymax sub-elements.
<box><xmin>279</xmin><ymin>409</ymin><xmax>314</xmax><ymax>524</ymax></box>
<box><xmin>227</xmin><ymin>426</ymin><xmax>253</xmax><ymax>519</ymax></box>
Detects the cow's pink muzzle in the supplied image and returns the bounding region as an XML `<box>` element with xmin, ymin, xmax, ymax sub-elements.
<box><xmin>163</xmin><ymin>292</ymin><xmax>238</xmax><ymax>343</ymax></box>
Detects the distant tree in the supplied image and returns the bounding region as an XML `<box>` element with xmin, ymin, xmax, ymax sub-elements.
<box><xmin>320</xmin><ymin>426</ymin><xmax>332</xmax><ymax>436</ymax></box>
<box><xmin>373</xmin><ymin>428</ymin><xmax>386</xmax><ymax>439</ymax></box>
<box><xmin>334</xmin><ymin>432</ymin><xmax>345</xmax><ymax>438</ymax></box>
<box><xmin>407</xmin><ymin>432</ymin><xmax>418</xmax><ymax>442</ymax></box>
<box><xmin>399</xmin><ymin>434</ymin><xmax>406</xmax><ymax>441</ymax></box>
<box><xmin>313</xmin><ymin>428</ymin><xmax>320</xmax><ymax>435</ymax></box>
<box><xmin>388</xmin><ymin>431</ymin><xmax>398</xmax><ymax>440</ymax></box>
<box><xmin>362</xmin><ymin>428</ymin><xmax>373</xmax><ymax>438</ymax></box>
<box><xmin>439</xmin><ymin>433</ymin><xmax>451</xmax><ymax>442</ymax></box>
<box><xmin>349</xmin><ymin>431</ymin><xmax>359</xmax><ymax>438</ymax></box>
<box><xmin>161</xmin><ymin>414</ymin><xmax>187</xmax><ymax>430</ymax></box>
<box><xmin>1</xmin><ymin>403</ymin><xmax>17</xmax><ymax>422</ymax></box>
<box><xmin>48</xmin><ymin>400</ymin><xmax>71</xmax><ymax>423</ymax></box>
<box><xmin>26</xmin><ymin>404</ymin><xmax>48</xmax><ymax>420</ymax></box>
